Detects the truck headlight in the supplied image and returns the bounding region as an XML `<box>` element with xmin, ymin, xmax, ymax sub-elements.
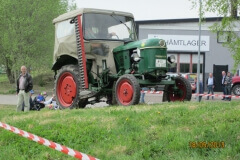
<box><xmin>168</xmin><ymin>55</ymin><xmax>175</xmax><ymax>63</ymax></box>
<box><xmin>131</xmin><ymin>53</ymin><xmax>141</xmax><ymax>62</ymax></box>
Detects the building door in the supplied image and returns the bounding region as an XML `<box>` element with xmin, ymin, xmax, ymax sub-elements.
<box><xmin>213</xmin><ymin>64</ymin><xmax>228</xmax><ymax>92</ymax></box>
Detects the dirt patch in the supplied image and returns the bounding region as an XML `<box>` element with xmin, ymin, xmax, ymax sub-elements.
<box><xmin>177</xmin><ymin>126</ymin><xmax>191</xmax><ymax>132</ymax></box>
<box><xmin>3</xmin><ymin>111</ymin><xmax>57</xmax><ymax>122</ymax></box>
<box><xmin>235</xmin><ymin>105</ymin><xmax>240</xmax><ymax>109</ymax></box>
<box><xmin>107</xmin><ymin>145</ymin><xmax>127</xmax><ymax>156</ymax></box>
<box><xmin>129</xmin><ymin>105</ymin><xmax>155</xmax><ymax>112</ymax></box>
<box><xmin>168</xmin><ymin>104</ymin><xmax>182</xmax><ymax>108</ymax></box>
<box><xmin>188</xmin><ymin>105</ymin><xmax>197</xmax><ymax>110</ymax></box>
<box><xmin>237</xmin><ymin>135</ymin><xmax>240</xmax><ymax>140</ymax></box>
<box><xmin>39</xmin><ymin>119</ymin><xmax>58</xmax><ymax>125</ymax></box>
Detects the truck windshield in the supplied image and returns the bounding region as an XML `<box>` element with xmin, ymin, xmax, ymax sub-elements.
<box><xmin>83</xmin><ymin>13</ymin><xmax>137</xmax><ymax>41</ymax></box>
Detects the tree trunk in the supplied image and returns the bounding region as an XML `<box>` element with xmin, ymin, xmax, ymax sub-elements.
<box><xmin>6</xmin><ymin>65</ymin><xmax>15</xmax><ymax>84</ymax></box>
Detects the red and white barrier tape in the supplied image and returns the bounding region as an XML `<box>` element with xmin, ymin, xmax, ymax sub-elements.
<box><xmin>192</xmin><ymin>94</ymin><xmax>238</xmax><ymax>98</ymax></box>
<box><xmin>141</xmin><ymin>91</ymin><xmax>163</xmax><ymax>94</ymax></box>
<box><xmin>0</xmin><ymin>122</ymin><xmax>99</xmax><ymax>160</ymax></box>
<box><xmin>141</xmin><ymin>91</ymin><xmax>238</xmax><ymax>98</ymax></box>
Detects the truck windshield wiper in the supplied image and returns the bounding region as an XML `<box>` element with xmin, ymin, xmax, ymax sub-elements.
<box><xmin>110</xmin><ymin>12</ymin><xmax>131</xmax><ymax>32</ymax></box>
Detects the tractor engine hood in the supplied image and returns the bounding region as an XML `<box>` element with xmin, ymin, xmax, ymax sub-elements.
<box><xmin>113</xmin><ymin>38</ymin><xmax>167</xmax><ymax>53</ymax></box>
<box><xmin>113</xmin><ymin>38</ymin><xmax>169</xmax><ymax>77</ymax></box>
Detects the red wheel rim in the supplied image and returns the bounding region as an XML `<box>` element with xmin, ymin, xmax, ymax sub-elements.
<box><xmin>169</xmin><ymin>80</ymin><xmax>186</xmax><ymax>101</ymax></box>
<box><xmin>57</xmin><ymin>72</ymin><xmax>77</xmax><ymax>107</ymax></box>
<box><xmin>117</xmin><ymin>79</ymin><xmax>133</xmax><ymax>105</ymax></box>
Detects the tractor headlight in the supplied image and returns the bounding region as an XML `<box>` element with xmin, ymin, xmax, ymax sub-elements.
<box><xmin>131</xmin><ymin>53</ymin><xmax>141</xmax><ymax>62</ymax></box>
<box><xmin>159</xmin><ymin>40</ymin><xmax>166</xmax><ymax>47</ymax></box>
<box><xmin>168</xmin><ymin>55</ymin><xmax>175</xmax><ymax>63</ymax></box>
<box><xmin>131</xmin><ymin>48</ymin><xmax>141</xmax><ymax>62</ymax></box>
<box><xmin>133</xmin><ymin>48</ymin><xmax>140</xmax><ymax>56</ymax></box>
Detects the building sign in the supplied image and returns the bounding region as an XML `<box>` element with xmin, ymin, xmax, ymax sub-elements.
<box><xmin>148</xmin><ymin>34</ymin><xmax>210</xmax><ymax>52</ymax></box>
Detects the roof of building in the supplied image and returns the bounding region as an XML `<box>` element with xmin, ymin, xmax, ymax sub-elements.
<box><xmin>136</xmin><ymin>17</ymin><xmax>224</xmax><ymax>24</ymax></box>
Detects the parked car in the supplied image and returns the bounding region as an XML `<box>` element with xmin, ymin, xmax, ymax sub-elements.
<box><xmin>165</xmin><ymin>73</ymin><xmax>197</xmax><ymax>93</ymax></box>
<box><xmin>231</xmin><ymin>76</ymin><xmax>240</xmax><ymax>96</ymax></box>
<box><xmin>181</xmin><ymin>73</ymin><xmax>197</xmax><ymax>93</ymax></box>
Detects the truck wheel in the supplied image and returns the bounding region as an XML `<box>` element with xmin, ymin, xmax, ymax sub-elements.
<box><xmin>54</xmin><ymin>65</ymin><xmax>80</xmax><ymax>109</ymax></box>
<box><xmin>232</xmin><ymin>84</ymin><xmax>240</xmax><ymax>96</ymax></box>
<box><xmin>163</xmin><ymin>76</ymin><xmax>192</xmax><ymax>102</ymax></box>
<box><xmin>115</xmin><ymin>74</ymin><xmax>140</xmax><ymax>106</ymax></box>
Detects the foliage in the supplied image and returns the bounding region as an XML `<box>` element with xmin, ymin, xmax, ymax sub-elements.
<box><xmin>0</xmin><ymin>0</ymin><xmax>76</xmax><ymax>83</ymax></box>
<box><xmin>0</xmin><ymin>74</ymin><xmax>16</xmax><ymax>94</ymax></box>
<box><xmin>0</xmin><ymin>101</ymin><xmax>240</xmax><ymax>159</ymax></box>
<box><xmin>191</xmin><ymin>0</ymin><xmax>240</xmax><ymax>72</ymax></box>
<box><xmin>0</xmin><ymin>72</ymin><xmax>54</xmax><ymax>94</ymax></box>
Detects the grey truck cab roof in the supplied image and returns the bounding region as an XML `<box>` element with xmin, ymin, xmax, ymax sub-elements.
<box><xmin>53</xmin><ymin>8</ymin><xmax>134</xmax><ymax>24</ymax></box>
<box><xmin>52</xmin><ymin>8</ymin><xmax>136</xmax><ymax>73</ymax></box>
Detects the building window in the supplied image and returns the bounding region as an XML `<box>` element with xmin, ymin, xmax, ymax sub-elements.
<box><xmin>180</xmin><ymin>63</ymin><xmax>189</xmax><ymax>73</ymax></box>
<box><xmin>192</xmin><ymin>64</ymin><xmax>203</xmax><ymax>73</ymax></box>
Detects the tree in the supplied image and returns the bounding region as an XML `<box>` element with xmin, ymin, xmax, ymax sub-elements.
<box><xmin>192</xmin><ymin>0</ymin><xmax>240</xmax><ymax>72</ymax></box>
<box><xmin>0</xmin><ymin>0</ymin><xmax>76</xmax><ymax>83</ymax></box>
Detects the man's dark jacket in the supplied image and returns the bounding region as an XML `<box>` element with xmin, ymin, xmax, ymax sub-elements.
<box><xmin>16</xmin><ymin>73</ymin><xmax>33</xmax><ymax>93</ymax></box>
<box><xmin>206</xmin><ymin>77</ymin><xmax>216</xmax><ymax>86</ymax></box>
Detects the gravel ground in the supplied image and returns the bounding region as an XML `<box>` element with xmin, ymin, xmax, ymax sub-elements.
<box><xmin>0</xmin><ymin>92</ymin><xmax>236</xmax><ymax>107</ymax></box>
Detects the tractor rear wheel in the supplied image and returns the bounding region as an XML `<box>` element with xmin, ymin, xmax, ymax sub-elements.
<box><xmin>54</xmin><ymin>65</ymin><xmax>81</xmax><ymax>109</ymax></box>
<box><xmin>115</xmin><ymin>74</ymin><xmax>140</xmax><ymax>106</ymax></box>
<box><xmin>162</xmin><ymin>76</ymin><xmax>192</xmax><ymax>102</ymax></box>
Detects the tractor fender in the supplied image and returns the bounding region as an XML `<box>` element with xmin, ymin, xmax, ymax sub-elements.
<box><xmin>52</xmin><ymin>54</ymin><xmax>96</xmax><ymax>71</ymax></box>
<box><xmin>52</xmin><ymin>55</ymin><xmax>78</xmax><ymax>71</ymax></box>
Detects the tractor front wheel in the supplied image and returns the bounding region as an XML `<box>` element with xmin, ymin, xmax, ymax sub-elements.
<box><xmin>115</xmin><ymin>74</ymin><xmax>140</xmax><ymax>106</ymax></box>
<box><xmin>162</xmin><ymin>76</ymin><xmax>192</xmax><ymax>102</ymax></box>
<box><xmin>54</xmin><ymin>65</ymin><xmax>80</xmax><ymax>109</ymax></box>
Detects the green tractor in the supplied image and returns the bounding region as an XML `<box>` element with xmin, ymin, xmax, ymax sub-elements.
<box><xmin>52</xmin><ymin>8</ymin><xmax>192</xmax><ymax>109</ymax></box>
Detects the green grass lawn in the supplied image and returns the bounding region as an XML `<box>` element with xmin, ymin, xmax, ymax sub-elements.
<box><xmin>0</xmin><ymin>102</ymin><xmax>240</xmax><ymax>160</ymax></box>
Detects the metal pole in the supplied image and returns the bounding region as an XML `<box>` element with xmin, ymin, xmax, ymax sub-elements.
<box><xmin>197</xmin><ymin>0</ymin><xmax>202</xmax><ymax>102</ymax></box>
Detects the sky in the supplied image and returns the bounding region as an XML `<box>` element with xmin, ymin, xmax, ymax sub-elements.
<box><xmin>75</xmin><ymin>0</ymin><xmax>217</xmax><ymax>20</ymax></box>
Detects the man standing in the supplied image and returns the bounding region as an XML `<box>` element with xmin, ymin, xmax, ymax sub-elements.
<box><xmin>16</xmin><ymin>66</ymin><xmax>33</xmax><ymax>112</ymax></box>
<box><xmin>22</xmin><ymin>90</ymin><xmax>34</xmax><ymax>111</ymax></box>
<box><xmin>221</xmin><ymin>71</ymin><xmax>226</xmax><ymax>100</ymax></box>
<box><xmin>206</xmin><ymin>73</ymin><xmax>216</xmax><ymax>100</ymax></box>
<box><xmin>224</xmin><ymin>72</ymin><xmax>232</xmax><ymax>101</ymax></box>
